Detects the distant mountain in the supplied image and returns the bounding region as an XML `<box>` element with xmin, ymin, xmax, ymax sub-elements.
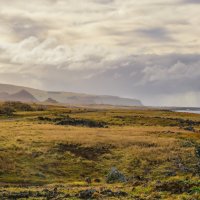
<box><xmin>44</xmin><ymin>98</ymin><xmax>58</xmax><ymax>104</ymax></box>
<box><xmin>0</xmin><ymin>92</ymin><xmax>9</xmax><ymax>99</ymax></box>
<box><xmin>9</xmin><ymin>90</ymin><xmax>38</xmax><ymax>102</ymax></box>
<box><xmin>0</xmin><ymin>83</ymin><xmax>143</xmax><ymax>106</ymax></box>
<box><xmin>0</xmin><ymin>90</ymin><xmax>38</xmax><ymax>102</ymax></box>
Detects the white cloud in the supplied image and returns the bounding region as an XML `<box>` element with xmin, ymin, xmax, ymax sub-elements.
<box><xmin>142</xmin><ymin>60</ymin><xmax>200</xmax><ymax>83</ymax></box>
<box><xmin>0</xmin><ymin>36</ymin><xmax>114</xmax><ymax>69</ymax></box>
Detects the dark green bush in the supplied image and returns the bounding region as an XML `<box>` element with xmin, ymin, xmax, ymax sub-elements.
<box><xmin>2</xmin><ymin>101</ymin><xmax>34</xmax><ymax>111</ymax></box>
<box><xmin>0</xmin><ymin>106</ymin><xmax>14</xmax><ymax>116</ymax></box>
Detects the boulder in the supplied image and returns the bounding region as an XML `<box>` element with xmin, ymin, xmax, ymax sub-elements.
<box><xmin>106</xmin><ymin>167</ymin><xmax>127</xmax><ymax>183</ymax></box>
<box><xmin>78</xmin><ymin>189</ymin><xmax>96</xmax><ymax>199</ymax></box>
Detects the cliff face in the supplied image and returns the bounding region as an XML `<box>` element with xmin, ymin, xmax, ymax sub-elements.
<box><xmin>0</xmin><ymin>83</ymin><xmax>143</xmax><ymax>106</ymax></box>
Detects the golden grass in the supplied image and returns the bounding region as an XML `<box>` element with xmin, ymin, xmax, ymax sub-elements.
<box><xmin>0</xmin><ymin>105</ymin><xmax>200</xmax><ymax>199</ymax></box>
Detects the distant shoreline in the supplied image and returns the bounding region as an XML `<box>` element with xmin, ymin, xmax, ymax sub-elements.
<box><xmin>174</xmin><ymin>110</ymin><xmax>200</xmax><ymax>114</ymax></box>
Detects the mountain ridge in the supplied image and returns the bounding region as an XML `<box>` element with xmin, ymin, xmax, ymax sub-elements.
<box><xmin>0</xmin><ymin>83</ymin><xmax>143</xmax><ymax>106</ymax></box>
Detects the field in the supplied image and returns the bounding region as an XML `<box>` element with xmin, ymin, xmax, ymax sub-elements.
<box><xmin>1</xmin><ymin>102</ymin><xmax>200</xmax><ymax>199</ymax></box>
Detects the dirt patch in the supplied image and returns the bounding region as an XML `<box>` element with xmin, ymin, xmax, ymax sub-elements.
<box><xmin>0</xmin><ymin>188</ymin><xmax>60</xmax><ymax>199</ymax></box>
<box><xmin>155</xmin><ymin>180</ymin><xmax>199</xmax><ymax>194</ymax></box>
<box><xmin>114</xmin><ymin>115</ymin><xmax>200</xmax><ymax>127</ymax></box>
<box><xmin>38</xmin><ymin>116</ymin><xmax>108</xmax><ymax>128</ymax></box>
<box><xmin>55</xmin><ymin>143</ymin><xmax>114</xmax><ymax>160</ymax></box>
<box><xmin>56</xmin><ymin>118</ymin><xmax>107</xmax><ymax>128</ymax></box>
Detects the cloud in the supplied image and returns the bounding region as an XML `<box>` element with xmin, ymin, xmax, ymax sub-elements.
<box><xmin>135</xmin><ymin>27</ymin><xmax>174</xmax><ymax>42</ymax></box>
<box><xmin>181</xmin><ymin>0</ymin><xmax>200</xmax><ymax>4</ymax></box>
<box><xmin>141</xmin><ymin>60</ymin><xmax>200</xmax><ymax>82</ymax></box>
<box><xmin>0</xmin><ymin>51</ymin><xmax>200</xmax><ymax>106</ymax></box>
<box><xmin>0</xmin><ymin>36</ymin><xmax>112</xmax><ymax>68</ymax></box>
<box><xmin>0</xmin><ymin>0</ymin><xmax>199</xmax><ymax>106</ymax></box>
<box><xmin>94</xmin><ymin>0</ymin><xmax>114</xmax><ymax>4</ymax></box>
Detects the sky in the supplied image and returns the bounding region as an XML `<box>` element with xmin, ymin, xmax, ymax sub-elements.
<box><xmin>0</xmin><ymin>0</ymin><xmax>200</xmax><ymax>106</ymax></box>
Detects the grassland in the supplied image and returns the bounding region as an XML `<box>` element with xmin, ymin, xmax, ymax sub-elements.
<box><xmin>1</xmin><ymin>102</ymin><xmax>200</xmax><ymax>199</ymax></box>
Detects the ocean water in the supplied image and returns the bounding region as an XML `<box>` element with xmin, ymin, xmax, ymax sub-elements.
<box><xmin>175</xmin><ymin>110</ymin><xmax>200</xmax><ymax>114</ymax></box>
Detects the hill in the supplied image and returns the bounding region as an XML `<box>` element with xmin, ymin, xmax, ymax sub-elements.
<box><xmin>9</xmin><ymin>90</ymin><xmax>38</xmax><ymax>102</ymax></box>
<box><xmin>0</xmin><ymin>83</ymin><xmax>143</xmax><ymax>106</ymax></box>
<box><xmin>44</xmin><ymin>97</ymin><xmax>58</xmax><ymax>104</ymax></box>
<box><xmin>0</xmin><ymin>90</ymin><xmax>38</xmax><ymax>102</ymax></box>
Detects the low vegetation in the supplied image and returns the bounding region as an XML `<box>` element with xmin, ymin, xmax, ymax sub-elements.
<box><xmin>0</xmin><ymin>103</ymin><xmax>200</xmax><ymax>199</ymax></box>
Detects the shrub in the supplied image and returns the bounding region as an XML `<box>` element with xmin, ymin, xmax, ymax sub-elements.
<box><xmin>0</xmin><ymin>106</ymin><xmax>14</xmax><ymax>116</ymax></box>
<box><xmin>2</xmin><ymin>101</ymin><xmax>34</xmax><ymax>111</ymax></box>
<box><xmin>195</xmin><ymin>146</ymin><xmax>200</xmax><ymax>159</ymax></box>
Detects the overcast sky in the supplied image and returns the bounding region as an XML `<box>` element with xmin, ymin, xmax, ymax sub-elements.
<box><xmin>0</xmin><ymin>0</ymin><xmax>200</xmax><ymax>106</ymax></box>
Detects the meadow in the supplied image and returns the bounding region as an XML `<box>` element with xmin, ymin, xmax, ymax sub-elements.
<box><xmin>1</xmin><ymin>102</ymin><xmax>200</xmax><ymax>199</ymax></box>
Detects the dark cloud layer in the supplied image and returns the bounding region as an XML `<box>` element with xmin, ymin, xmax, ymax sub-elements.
<box><xmin>181</xmin><ymin>0</ymin><xmax>200</xmax><ymax>4</ymax></box>
<box><xmin>135</xmin><ymin>27</ymin><xmax>174</xmax><ymax>42</ymax></box>
<box><xmin>1</xmin><ymin>53</ymin><xmax>200</xmax><ymax>106</ymax></box>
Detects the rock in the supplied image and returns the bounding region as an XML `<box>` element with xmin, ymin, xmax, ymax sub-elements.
<box><xmin>195</xmin><ymin>146</ymin><xmax>200</xmax><ymax>158</ymax></box>
<box><xmin>31</xmin><ymin>151</ymin><xmax>43</xmax><ymax>158</ymax></box>
<box><xmin>64</xmin><ymin>194</ymin><xmax>71</xmax><ymax>198</ymax></box>
<box><xmin>184</xmin><ymin>126</ymin><xmax>195</xmax><ymax>132</ymax></box>
<box><xmin>94</xmin><ymin>178</ymin><xmax>101</xmax><ymax>183</ymax></box>
<box><xmin>7</xmin><ymin>192</ymin><xmax>29</xmax><ymax>199</ymax></box>
<box><xmin>114</xmin><ymin>191</ymin><xmax>128</xmax><ymax>197</ymax></box>
<box><xmin>78</xmin><ymin>189</ymin><xmax>96</xmax><ymax>199</ymax></box>
<box><xmin>35</xmin><ymin>172</ymin><xmax>46</xmax><ymax>178</ymax></box>
<box><xmin>164</xmin><ymin>171</ymin><xmax>177</xmax><ymax>177</ymax></box>
<box><xmin>106</xmin><ymin>167</ymin><xmax>127</xmax><ymax>183</ymax></box>
<box><xmin>85</xmin><ymin>177</ymin><xmax>92</xmax><ymax>184</ymax></box>
<box><xmin>100</xmin><ymin>189</ymin><xmax>128</xmax><ymax>197</ymax></box>
<box><xmin>53</xmin><ymin>187</ymin><xmax>58</xmax><ymax>195</ymax></box>
<box><xmin>100</xmin><ymin>189</ymin><xmax>114</xmax><ymax>197</ymax></box>
<box><xmin>155</xmin><ymin>180</ymin><xmax>198</xmax><ymax>194</ymax></box>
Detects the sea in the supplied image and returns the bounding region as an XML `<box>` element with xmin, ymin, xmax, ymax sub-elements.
<box><xmin>175</xmin><ymin>110</ymin><xmax>200</xmax><ymax>114</ymax></box>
